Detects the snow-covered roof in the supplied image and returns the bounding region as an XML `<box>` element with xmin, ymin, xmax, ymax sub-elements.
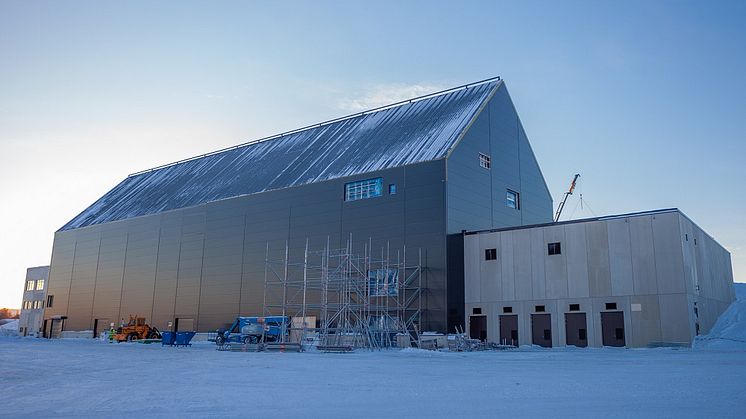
<box><xmin>60</xmin><ymin>78</ymin><xmax>500</xmax><ymax>231</ymax></box>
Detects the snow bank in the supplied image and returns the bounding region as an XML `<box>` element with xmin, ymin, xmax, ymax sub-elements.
<box><xmin>0</xmin><ymin>319</ymin><xmax>18</xmax><ymax>337</ymax></box>
<box><xmin>695</xmin><ymin>283</ymin><xmax>746</xmax><ymax>350</ymax></box>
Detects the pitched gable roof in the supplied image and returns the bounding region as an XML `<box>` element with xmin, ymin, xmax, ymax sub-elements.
<box><xmin>61</xmin><ymin>78</ymin><xmax>501</xmax><ymax>231</ymax></box>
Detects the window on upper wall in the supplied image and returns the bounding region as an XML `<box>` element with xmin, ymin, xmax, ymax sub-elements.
<box><xmin>479</xmin><ymin>153</ymin><xmax>491</xmax><ymax>169</ymax></box>
<box><xmin>344</xmin><ymin>178</ymin><xmax>382</xmax><ymax>202</ymax></box>
<box><xmin>548</xmin><ymin>242</ymin><xmax>562</xmax><ymax>255</ymax></box>
<box><xmin>47</xmin><ymin>295</ymin><xmax>54</xmax><ymax>308</ymax></box>
<box><xmin>506</xmin><ymin>189</ymin><xmax>519</xmax><ymax>209</ymax></box>
<box><xmin>36</xmin><ymin>279</ymin><xmax>44</xmax><ymax>290</ymax></box>
<box><xmin>484</xmin><ymin>248</ymin><xmax>497</xmax><ymax>261</ymax></box>
<box><xmin>388</xmin><ymin>184</ymin><xmax>397</xmax><ymax>195</ymax></box>
<box><xmin>26</xmin><ymin>281</ymin><xmax>34</xmax><ymax>291</ymax></box>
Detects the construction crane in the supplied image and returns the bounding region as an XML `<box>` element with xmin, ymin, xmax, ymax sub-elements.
<box><xmin>554</xmin><ymin>173</ymin><xmax>580</xmax><ymax>222</ymax></box>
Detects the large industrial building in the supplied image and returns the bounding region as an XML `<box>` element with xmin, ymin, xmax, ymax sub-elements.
<box><xmin>458</xmin><ymin>209</ymin><xmax>735</xmax><ymax>347</ymax></box>
<box><xmin>41</xmin><ymin>77</ymin><xmax>735</xmax><ymax>346</ymax></box>
<box><xmin>43</xmin><ymin>77</ymin><xmax>554</xmax><ymax>336</ymax></box>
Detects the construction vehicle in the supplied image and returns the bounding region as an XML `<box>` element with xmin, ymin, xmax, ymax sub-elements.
<box><xmin>212</xmin><ymin>316</ymin><xmax>289</xmax><ymax>346</ymax></box>
<box><xmin>113</xmin><ymin>315</ymin><xmax>162</xmax><ymax>342</ymax></box>
<box><xmin>554</xmin><ymin>173</ymin><xmax>580</xmax><ymax>222</ymax></box>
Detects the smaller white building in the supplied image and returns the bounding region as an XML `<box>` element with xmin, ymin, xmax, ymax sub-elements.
<box><xmin>19</xmin><ymin>266</ymin><xmax>50</xmax><ymax>337</ymax></box>
<box><xmin>463</xmin><ymin>209</ymin><xmax>735</xmax><ymax>348</ymax></box>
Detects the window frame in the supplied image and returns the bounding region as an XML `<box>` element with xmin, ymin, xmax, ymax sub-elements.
<box><xmin>344</xmin><ymin>178</ymin><xmax>383</xmax><ymax>202</ymax></box>
<box><xmin>26</xmin><ymin>280</ymin><xmax>34</xmax><ymax>291</ymax></box>
<box><xmin>35</xmin><ymin>279</ymin><xmax>45</xmax><ymax>290</ymax></box>
<box><xmin>506</xmin><ymin>189</ymin><xmax>520</xmax><ymax>210</ymax></box>
<box><xmin>479</xmin><ymin>153</ymin><xmax>491</xmax><ymax>169</ymax></box>
<box><xmin>484</xmin><ymin>248</ymin><xmax>497</xmax><ymax>261</ymax></box>
<box><xmin>548</xmin><ymin>242</ymin><xmax>562</xmax><ymax>255</ymax></box>
<box><xmin>388</xmin><ymin>183</ymin><xmax>397</xmax><ymax>195</ymax></box>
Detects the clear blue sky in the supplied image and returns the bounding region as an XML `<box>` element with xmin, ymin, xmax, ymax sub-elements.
<box><xmin>1</xmin><ymin>1</ymin><xmax>744</xmax><ymax>307</ymax></box>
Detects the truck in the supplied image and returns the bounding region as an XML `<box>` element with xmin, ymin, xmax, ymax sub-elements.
<box><xmin>212</xmin><ymin>316</ymin><xmax>289</xmax><ymax>346</ymax></box>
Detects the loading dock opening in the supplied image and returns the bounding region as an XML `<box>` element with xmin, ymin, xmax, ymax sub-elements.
<box><xmin>531</xmin><ymin>313</ymin><xmax>552</xmax><ymax>347</ymax></box>
<box><xmin>499</xmin><ymin>314</ymin><xmax>518</xmax><ymax>346</ymax></box>
<box><xmin>601</xmin><ymin>311</ymin><xmax>626</xmax><ymax>347</ymax></box>
<box><xmin>565</xmin><ymin>312</ymin><xmax>588</xmax><ymax>347</ymax></box>
<box><xmin>469</xmin><ymin>315</ymin><xmax>487</xmax><ymax>341</ymax></box>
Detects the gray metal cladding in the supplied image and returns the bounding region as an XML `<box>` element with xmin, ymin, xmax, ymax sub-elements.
<box><xmin>60</xmin><ymin>81</ymin><xmax>498</xmax><ymax>231</ymax></box>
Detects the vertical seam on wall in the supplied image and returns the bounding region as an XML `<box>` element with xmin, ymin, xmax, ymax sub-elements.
<box><xmin>238</xmin><ymin>213</ymin><xmax>247</xmax><ymax>316</ymax></box>
<box><xmin>149</xmin><ymin>227</ymin><xmax>162</xmax><ymax>325</ymax></box>
<box><xmin>117</xmin><ymin>232</ymin><xmax>130</xmax><ymax>324</ymax></box>
<box><xmin>173</xmin><ymin>223</ymin><xmax>183</xmax><ymax>326</ymax></box>
<box><xmin>65</xmin><ymin>239</ymin><xmax>77</xmax><ymax>323</ymax></box>
<box><xmin>195</xmin><ymin>215</ymin><xmax>207</xmax><ymax>331</ymax></box>
<box><xmin>89</xmin><ymin>231</ymin><xmax>103</xmax><ymax>329</ymax></box>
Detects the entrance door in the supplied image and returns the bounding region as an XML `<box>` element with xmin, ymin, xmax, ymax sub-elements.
<box><xmin>499</xmin><ymin>315</ymin><xmax>518</xmax><ymax>346</ymax></box>
<box><xmin>175</xmin><ymin>318</ymin><xmax>195</xmax><ymax>332</ymax></box>
<box><xmin>93</xmin><ymin>319</ymin><xmax>110</xmax><ymax>339</ymax></box>
<box><xmin>531</xmin><ymin>313</ymin><xmax>552</xmax><ymax>347</ymax></box>
<box><xmin>601</xmin><ymin>311</ymin><xmax>625</xmax><ymax>347</ymax></box>
<box><xmin>565</xmin><ymin>313</ymin><xmax>588</xmax><ymax>347</ymax></box>
<box><xmin>50</xmin><ymin>319</ymin><xmax>63</xmax><ymax>339</ymax></box>
<box><xmin>469</xmin><ymin>315</ymin><xmax>487</xmax><ymax>341</ymax></box>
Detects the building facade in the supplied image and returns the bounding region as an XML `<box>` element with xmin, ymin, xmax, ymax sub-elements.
<box><xmin>43</xmin><ymin>78</ymin><xmax>553</xmax><ymax>336</ymax></box>
<box><xmin>19</xmin><ymin>266</ymin><xmax>50</xmax><ymax>337</ymax></box>
<box><xmin>460</xmin><ymin>209</ymin><xmax>735</xmax><ymax>347</ymax></box>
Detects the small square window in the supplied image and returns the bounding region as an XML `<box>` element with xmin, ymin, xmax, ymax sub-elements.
<box><xmin>503</xmin><ymin>306</ymin><xmax>513</xmax><ymax>314</ymax></box>
<box><xmin>485</xmin><ymin>248</ymin><xmax>497</xmax><ymax>261</ymax></box>
<box><xmin>569</xmin><ymin>304</ymin><xmax>580</xmax><ymax>311</ymax></box>
<box><xmin>36</xmin><ymin>279</ymin><xmax>45</xmax><ymax>290</ymax></box>
<box><xmin>472</xmin><ymin>307</ymin><xmax>482</xmax><ymax>315</ymax></box>
<box><xmin>26</xmin><ymin>281</ymin><xmax>34</xmax><ymax>291</ymax></box>
<box><xmin>388</xmin><ymin>184</ymin><xmax>397</xmax><ymax>195</ymax></box>
<box><xmin>479</xmin><ymin>153</ymin><xmax>491</xmax><ymax>169</ymax></box>
<box><xmin>506</xmin><ymin>190</ymin><xmax>519</xmax><ymax>209</ymax></box>
<box><xmin>535</xmin><ymin>305</ymin><xmax>545</xmax><ymax>312</ymax></box>
<box><xmin>548</xmin><ymin>242</ymin><xmax>562</xmax><ymax>255</ymax></box>
<box><xmin>605</xmin><ymin>302</ymin><xmax>617</xmax><ymax>310</ymax></box>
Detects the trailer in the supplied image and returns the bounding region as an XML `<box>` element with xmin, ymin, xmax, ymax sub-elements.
<box><xmin>211</xmin><ymin>316</ymin><xmax>289</xmax><ymax>346</ymax></box>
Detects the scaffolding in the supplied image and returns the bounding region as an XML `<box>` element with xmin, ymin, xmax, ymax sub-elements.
<box><xmin>263</xmin><ymin>236</ymin><xmax>422</xmax><ymax>350</ymax></box>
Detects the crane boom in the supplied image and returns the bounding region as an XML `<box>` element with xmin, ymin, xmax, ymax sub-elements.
<box><xmin>554</xmin><ymin>173</ymin><xmax>581</xmax><ymax>222</ymax></box>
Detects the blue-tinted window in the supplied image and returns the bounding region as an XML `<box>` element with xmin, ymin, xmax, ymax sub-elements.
<box><xmin>388</xmin><ymin>183</ymin><xmax>397</xmax><ymax>195</ymax></box>
<box><xmin>506</xmin><ymin>189</ymin><xmax>519</xmax><ymax>209</ymax></box>
<box><xmin>345</xmin><ymin>178</ymin><xmax>382</xmax><ymax>201</ymax></box>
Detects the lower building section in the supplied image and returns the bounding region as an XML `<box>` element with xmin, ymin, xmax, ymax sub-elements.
<box><xmin>462</xmin><ymin>209</ymin><xmax>736</xmax><ymax>348</ymax></box>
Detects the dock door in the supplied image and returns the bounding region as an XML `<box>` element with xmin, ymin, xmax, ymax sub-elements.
<box><xmin>601</xmin><ymin>311</ymin><xmax>626</xmax><ymax>347</ymax></box>
<box><xmin>469</xmin><ymin>315</ymin><xmax>487</xmax><ymax>341</ymax></box>
<box><xmin>564</xmin><ymin>313</ymin><xmax>588</xmax><ymax>347</ymax></box>
<box><xmin>531</xmin><ymin>314</ymin><xmax>552</xmax><ymax>347</ymax></box>
<box><xmin>499</xmin><ymin>315</ymin><xmax>518</xmax><ymax>346</ymax></box>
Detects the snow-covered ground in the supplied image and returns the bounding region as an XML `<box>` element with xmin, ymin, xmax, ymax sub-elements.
<box><xmin>1</xmin><ymin>284</ymin><xmax>744</xmax><ymax>418</ymax></box>
<box><xmin>0</xmin><ymin>319</ymin><xmax>18</xmax><ymax>337</ymax></box>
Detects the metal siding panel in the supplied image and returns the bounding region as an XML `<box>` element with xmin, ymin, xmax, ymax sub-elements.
<box><xmin>565</xmin><ymin>223</ymin><xmax>590</xmax><ymax>298</ymax></box>
<box><xmin>607</xmin><ymin>219</ymin><xmax>635</xmax><ymax>296</ymax></box>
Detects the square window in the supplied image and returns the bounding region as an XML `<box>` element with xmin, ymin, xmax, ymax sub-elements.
<box><xmin>569</xmin><ymin>304</ymin><xmax>580</xmax><ymax>311</ymax></box>
<box><xmin>484</xmin><ymin>248</ymin><xmax>497</xmax><ymax>261</ymax></box>
<box><xmin>36</xmin><ymin>279</ymin><xmax>45</xmax><ymax>290</ymax></box>
<box><xmin>503</xmin><ymin>306</ymin><xmax>513</xmax><ymax>314</ymax></box>
<box><xmin>548</xmin><ymin>242</ymin><xmax>562</xmax><ymax>255</ymax></box>
<box><xmin>535</xmin><ymin>305</ymin><xmax>545</xmax><ymax>312</ymax></box>
<box><xmin>388</xmin><ymin>184</ymin><xmax>397</xmax><ymax>195</ymax></box>
<box><xmin>26</xmin><ymin>280</ymin><xmax>34</xmax><ymax>291</ymax></box>
<box><xmin>472</xmin><ymin>307</ymin><xmax>482</xmax><ymax>315</ymax></box>
<box><xmin>479</xmin><ymin>153</ymin><xmax>491</xmax><ymax>169</ymax></box>
<box><xmin>605</xmin><ymin>302</ymin><xmax>617</xmax><ymax>310</ymax></box>
<box><xmin>506</xmin><ymin>189</ymin><xmax>519</xmax><ymax>209</ymax></box>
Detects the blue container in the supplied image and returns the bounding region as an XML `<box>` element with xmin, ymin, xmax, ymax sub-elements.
<box><xmin>174</xmin><ymin>331</ymin><xmax>196</xmax><ymax>347</ymax></box>
<box><xmin>161</xmin><ymin>331</ymin><xmax>176</xmax><ymax>346</ymax></box>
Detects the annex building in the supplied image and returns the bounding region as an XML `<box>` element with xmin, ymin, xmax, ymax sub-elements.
<box><xmin>43</xmin><ymin>77</ymin><xmax>554</xmax><ymax>336</ymax></box>
<box><xmin>459</xmin><ymin>209</ymin><xmax>735</xmax><ymax>347</ymax></box>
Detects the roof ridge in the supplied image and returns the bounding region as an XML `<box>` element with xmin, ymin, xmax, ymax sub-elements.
<box><xmin>128</xmin><ymin>76</ymin><xmax>501</xmax><ymax>177</ymax></box>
